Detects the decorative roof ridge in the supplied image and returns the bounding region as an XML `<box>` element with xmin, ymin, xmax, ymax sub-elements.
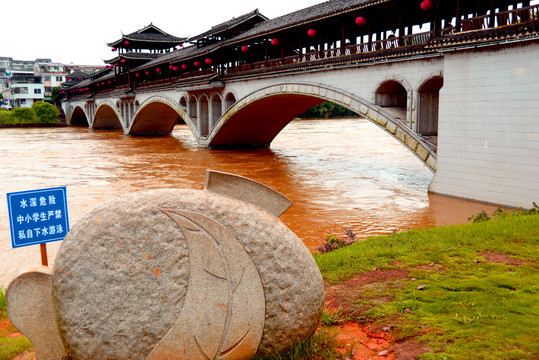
<box><xmin>107</xmin><ymin>24</ymin><xmax>186</xmax><ymax>47</ymax></box>
<box><xmin>190</xmin><ymin>9</ymin><xmax>269</xmax><ymax>41</ymax></box>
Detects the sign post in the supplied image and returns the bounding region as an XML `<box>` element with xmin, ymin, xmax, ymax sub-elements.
<box><xmin>6</xmin><ymin>187</ymin><xmax>70</xmax><ymax>265</ymax></box>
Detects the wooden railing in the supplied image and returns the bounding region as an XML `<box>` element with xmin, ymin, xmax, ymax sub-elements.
<box><xmin>461</xmin><ymin>4</ymin><xmax>539</xmax><ymax>31</ymax></box>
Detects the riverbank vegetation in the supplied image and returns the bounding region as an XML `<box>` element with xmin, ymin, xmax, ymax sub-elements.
<box><xmin>0</xmin><ymin>102</ymin><xmax>63</xmax><ymax>127</ymax></box>
<box><xmin>0</xmin><ymin>286</ymin><xmax>33</xmax><ymax>360</ymax></box>
<box><xmin>299</xmin><ymin>101</ymin><xmax>359</xmax><ymax>119</ymax></box>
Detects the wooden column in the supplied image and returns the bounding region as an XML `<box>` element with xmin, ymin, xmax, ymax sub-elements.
<box><xmin>127</xmin><ymin>61</ymin><xmax>132</xmax><ymax>89</ymax></box>
<box><xmin>341</xmin><ymin>23</ymin><xmax>346</xmax><ymax>53</ymax></box>
<box><xmin>456</xmin><ymin>0</ymin><xmax>461</xmax><ymax>32</ymax></box>
<box><xmin>265</xmin><ymin>43</ymin><xmax>268</xmax><ymax>67</ymax></box>
<box><xmin>489</xmin><ymin>0</ymin><xmax>495</xmax><ymax>27</ymax></box>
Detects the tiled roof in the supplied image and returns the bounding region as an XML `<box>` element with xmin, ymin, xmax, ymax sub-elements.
<box><xmin>107</xmin><ymin>24</ymin><xmax>186</xmax><ymax>47</ymax></box>
<box><xmin>67</xmin><ymin>70</ymin><xmax>88</xmax><ymax>80</ymax></box>
<box><xmin>134</xmin><ymin>0</ymin><xmax>388</xmax><ymax>70</ymax></box>
<box><xmin>189</xmin><ymin>9</ymin><xmax>269</xmax><ymax>41</ymax></box>
<box><xmin>105</xmin><ymin>52</ymin><xmax>161</xmax><ymax>64</ymax></box>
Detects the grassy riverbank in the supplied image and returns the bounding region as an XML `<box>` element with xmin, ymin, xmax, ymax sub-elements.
<box><xmin>1</xmin><ymin>213</ymin><xmax>537</xmax><ymax>359</ymax></box>
<box><xmin>311</xmin><ymin>212</ymin><xmax>539</xmax><ymax>359</ymax></box>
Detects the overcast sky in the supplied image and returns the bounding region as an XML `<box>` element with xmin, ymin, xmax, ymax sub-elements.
<box><xmin>1</xmin><ymin>0</ymin><xmax>325</xmax><ymax>66</ymax></box>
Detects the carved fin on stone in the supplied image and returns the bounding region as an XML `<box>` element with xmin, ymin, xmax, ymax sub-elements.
<box><xmin>6</xmin><ymin>266</ymin><xmax>66</xmax><ymax>360</ymax></box>
<box><xmin>147</xmin><ymin>209</ymin><xmax>265</xmax><ymax>360</ymax></box>
<box><xmin>204</xmin><ymin>170</ymin><xmax>292</xmax><ymax>217</ymax></box>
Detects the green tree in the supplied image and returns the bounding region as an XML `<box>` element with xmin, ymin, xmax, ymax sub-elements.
<box><xmin>32</xmin><ymin>101</ymin><xmax>60</xmax><ymax>124</ymax></box>
<box><xmin>299</xmin><ymin>101</ymin><xmax>359</xmax><ymax>119</ymax></box>
<box><xmin>51</xmin><ymin>87</ymin><xmax>61</xmax><ymax>105</ymax></box>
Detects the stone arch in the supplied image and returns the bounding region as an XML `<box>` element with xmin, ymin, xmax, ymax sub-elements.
<box><xmin>206</xmin><ymin>82</ymin><xmax>436</xmax><ymax>172</ymax></box>
<box><xmin>210</xmin><ymin>93</ymin><xmax>222</xmax><ymax>130</ymax></box>
<box><xmin>417</xmin><ymin>75</ymin><xmax>443</xmax><ymax>137</ymax></box>
<box><xmin>199</xmin><ymin>94</ymin><xmax>210</xmax><ymax>137</ymax></box>
<box><xmin>179</xmin><ymin>95</ymin><xmax>188</xmax><ymax>110</ymax></box>
<box><xmin>224</xmin><ymin>92</ymin><xmax>237</xmax><ymax>111</ymax></box>
<box><xmin>93</xmin><ymin>101</ymin><xmax>122</xmax><ymax>129</ymax></box>
<box><xmin>129</xmin><ymin>95</ymin><xmax>194</xmax><ymax>135</ymax></box>
<box><xmin>188</xmin><ymin>94</ymin><xmax>197</xmax><ymax>120</ymax></box>
<box><xmin>374</xmin><ymin>77</ymin><xmax>412</xmax><ymax>127</ymax></box>
<box><xmin>69</xmin><ymin>105</ymin><xmax>89</xmax><ymax>127</ymax></box>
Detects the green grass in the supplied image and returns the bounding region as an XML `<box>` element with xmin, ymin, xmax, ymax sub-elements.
<box><xmin>0</xmin><ymin>336</ymin><xmax>33</xmax><ymax>360</ymax></box>
<box><xmin>255</xmin><ymin>329</ymin><xmax>344</xmax><ymax>360</ymax></box>
<box><xmin>0</xmin><ymin>286</ymin><xmax>5</xmax><ymax>316</ymax></box>
<box><xmin>315</xmin><ymin>214</ymin><xmax>539</xmax><ymax>359</ymax></box>
<box><xmin>0</xmin><ymin>286</ymin><xmax>33</xmax><ymax>360</ymax></box>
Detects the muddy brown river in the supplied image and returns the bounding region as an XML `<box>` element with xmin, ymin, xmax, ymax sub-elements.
<box><xmin>0</xmin><ymin>119</ymin><xmax>503</xmax><ymax>285</ymax></box>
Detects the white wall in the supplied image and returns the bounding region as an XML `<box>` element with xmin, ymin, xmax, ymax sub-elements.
<box><xmin>430</xmin><ymin>42</ymin><xmax>539</xmax><ymax>208</ymax></box>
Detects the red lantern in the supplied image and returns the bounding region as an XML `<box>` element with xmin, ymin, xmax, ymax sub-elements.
<box><xmin>205</xmin><ymin>58</ymin><xmax>212</xmax><ymax>64</ymax></box>
<box><xmin>241</xmin><ymin>45</ymin><xmax>249</xmax><ymax>52</ymax></box>
<box><xmin>96</xmin><ymin>83</ymin><xmax>99</xmax><ymax>87</ymax></box>
<box><xmin>194</xmin><ymin>61</ymin><xmax>201</xmax><ymax>67</ymax></box>
<box><xmin>179</xmin><ymin>43</ymin><xmax>184</xmax><ymax>47</ymax></box>
<box><xmin>308</xmin><ymin>29</ymin><xmax>317</xmax><ymax>37</ymax></box>
<box><xmin>135</xmin><ymin>73</ymin><xmax>140</xmax><ymax>77</ymax></box>
<box><xmin>124</xmin><ymin>40</ymin><xmax>129</xmax><ymax>45</ymax></box>
<box><xmin>115</xmin><ymin>63</ymin><xmax>119</xmax><ymax>67</ymax></box>
<box><xmin>120</xmin><ymin>59</ymin><xmax>126</xmax><ymax>63</ymax></box>
<box><xmin>112</xmin><ymin>48</ymin><xmax>117</xmax><ymax>52</ymax></box>
<box><xmin>108</xmin><ymin>81</ymin><xmax>111</xmax><ymax>84</ymax></box>
<box><xmin>355</xmin><ymin>16</ymin><xmax>367</xmax><ymax>26</ymax></box>
<box><xmin>169</xmin><ymin>65</ymin><xmax>173</xmax><ymax>69</ymax></box>
<box><xmin>182</xmin><ymin>64</ymin><xmax>188</xmax><ymax>70</ymax></box>
<box><xmin>173</xmin><ymin>66</ymin><xmax>179</xmax><ymax>71</ymax></box>
<box><xmin>421</xmin><ymin>0</ymin><xmax>433</xmax><ymax>10</ymax></box>
<box><xmin>271</xmin><ymin>38</ymin><xmax>279</xmax><ymax>46</ymax></box>
<box><xmin>145</xmin><ymin>71</ymin><xmax>150</xmax><ymax>75</ymax></box>
<box><xmin>156</xmin><ymin>68</ymin><xmax>161</xmax><ymax>72</ymax></box>
<box><xmin>101</xmin><ymin>82</ymin><xmax>105</xmax><ymax>85</ymax></box>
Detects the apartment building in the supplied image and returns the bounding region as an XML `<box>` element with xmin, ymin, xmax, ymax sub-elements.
<box><xmin>35</xmin><ymin>59</ymin><xmax>68</xmax><ymax>101</ymax></box>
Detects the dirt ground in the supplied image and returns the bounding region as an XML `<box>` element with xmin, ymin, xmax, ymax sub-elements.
<box><xmin>325</xmin><ymin>268</ymin><xmax>430</xmax><ymax>360</ymax></box>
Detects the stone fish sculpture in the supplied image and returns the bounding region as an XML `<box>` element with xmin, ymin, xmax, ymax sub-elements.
<box><xmin>7</xmin><ymin>170</ymin><xmax>325</xmax><ymax>360</ymax></box>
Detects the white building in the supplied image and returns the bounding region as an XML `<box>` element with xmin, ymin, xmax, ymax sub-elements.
<box><xmin>5</xmin><ymin>71</ymin><xmax>44</xmax><ymax>108</ymax></box>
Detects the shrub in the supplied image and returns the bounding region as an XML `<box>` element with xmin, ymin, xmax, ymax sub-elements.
<box><xmin>0</xmin><ymin>110</ymin><xmax>13</xmax><ymax>126</ymax></box>
<box><xmin>33</xmin><ymin>101</ymin><xmax>60</xmax><ymax>124</ymax></box>
<box><xmin>11</xmin><ymin>107</ymin><xmax>39</xmax><ymax>124</ymax></box>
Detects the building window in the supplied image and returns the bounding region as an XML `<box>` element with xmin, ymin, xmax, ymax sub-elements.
<box><xmin>45</xmin><ymin>87</ymin><xmax>52</xmax><ymax>93</ymax></box>
<box><xmin>14</xmin><ymin>87</ymin><xmax>29</xmax><ymax>94</ymax></box>
<box><xmin>21</xmin><ymin>99</ymin><xmax>27</xmax><ymax>104</ymax></box>
<box><xmin>44</xmin><ymin>76</ymin><xmax>51</xmax><ymax>81</ymax></box>
<box><xmin>56</xmin><ymin>76</ymin><xmax>63</xmax><ymax>81</ymax></box>
<box><xmin>34</xmin><ymin>89</ymin><xmax>42</xmax><ymax>94</ymax></box>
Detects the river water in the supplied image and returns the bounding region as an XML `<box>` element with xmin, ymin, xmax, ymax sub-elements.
<box><xmin>0</xmin><ymin>119</ymin><xmax>503</xmax><ymax>285</ymax></box>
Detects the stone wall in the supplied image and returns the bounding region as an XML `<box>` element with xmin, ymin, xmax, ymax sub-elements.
<box><xmin>429</xmin><ymin>41</ymin><xmax>539</xmax><ymax>208</ymax></box>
